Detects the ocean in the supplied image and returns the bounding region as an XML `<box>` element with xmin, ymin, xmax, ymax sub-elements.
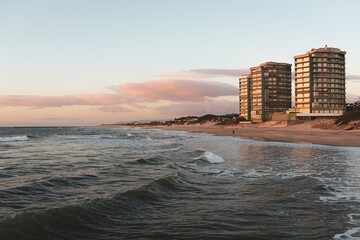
<box><xmin>0</xmin><ymin>127</ymin><xmax>359</xmax><ymax>239</ymax></box>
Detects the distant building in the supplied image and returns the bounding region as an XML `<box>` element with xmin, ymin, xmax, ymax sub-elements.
<box><xmin>239</xmin><ymin>74</ymin><xmax>251</xmax><ymax>120</ymax></box>
<box><xmin>249</xmin><ymin>62</ymin><xmax>292</xmax><ymax>122</ymax></box>
<box><xmin>294</xmin><ymin>46</ymin><xmax>346</xmax><ymax>118</ymax></box>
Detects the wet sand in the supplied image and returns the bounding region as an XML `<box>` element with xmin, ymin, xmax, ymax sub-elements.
<box><xmin>104</xmin><ymin>123</ymin><xmax>360</xmax><ymax>147</ymax></box>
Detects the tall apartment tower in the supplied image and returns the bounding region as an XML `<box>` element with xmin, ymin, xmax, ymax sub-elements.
<box><xmin>250</xmin><ymin>62</ymin><xmax>292</xmax><ymax>122</ymax></box>
<box><xmin>239</xmin><ymin>74</ymin><xmax>251</xmax><ymax>120</ymax></box>
<box><xmin>294</xmin><ymin>46</ymin><xmax>346</xmax><ymax>116</ymax></box>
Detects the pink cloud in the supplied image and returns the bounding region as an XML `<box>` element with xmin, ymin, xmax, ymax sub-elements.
<box><xmin>155</xmin><ymin>100</ymin><xmax>238</xmax><ymax>116</ymax></box>
<box><xmin>32</xmin><ymin>116</ymin><xmax>82</xmax><ymax>121</ymax></box>
<box><xmin>346</xmin><ymin>94</ymin><xmax>359</xmax><ymax>103</ymax></box>
<box><xmin>116</xmin><ymin>79</ymin><xmax>237</xmax><ymax>102</ymax></box>
<box><xmin>98</xmin><ymin>105</ymin><xmax>133</xmax><ymax>113</ymax></box>
<box><xmin>347</xmin><ymin>74</ymin><xmax>360</xmax><ymax>80</ymax></box>
<box><xmin>0</xmin><ymin>94</ymin><xmax>125</xmax><ymax>108</ymax></box>
<box><xmin>0</xmin><ymin>79</ymin><xmax>238</xmax><ymax>111</ymax></box>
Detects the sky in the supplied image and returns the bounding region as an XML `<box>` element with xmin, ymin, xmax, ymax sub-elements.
<box><xmin>0</xmin><ymin>0</ymin><xmax>360</xmax><ymax>126</ymax></box>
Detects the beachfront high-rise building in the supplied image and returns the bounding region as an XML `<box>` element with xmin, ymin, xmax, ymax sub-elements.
<box><xmin>239</xmin><ymin>74</ymin><xmax>251</xmax><ymax>120</ymax></box>
<box><xmin>249</xmin><ymin>62</ymin><xmax>292</xmax><ymax>122</ymax></box>
<box><xmin>294</xmin><ymin>46</ymin><xmax>346</xmax><ymax>117</ymax></box>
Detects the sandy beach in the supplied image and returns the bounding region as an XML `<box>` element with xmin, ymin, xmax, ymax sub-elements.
<box><xmin>103</xmin><ymin>122</ymin><xmax>360</xmax><ymax>147</ymax></box>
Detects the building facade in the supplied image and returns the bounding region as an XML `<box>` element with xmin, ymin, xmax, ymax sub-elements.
<box><xmin>250</xmin><ymin>62</ymin><xmax>292</xmax><ymax>122</ymax></box>
<box><xmin>239</xmin><ymin>74</ymin><xmax>251</xmax><ymax>120</ymax></box>
<box><xmin>294</xmin><ymin>46</ymin><xmax>346</xmax><ymax>117</ymax></box>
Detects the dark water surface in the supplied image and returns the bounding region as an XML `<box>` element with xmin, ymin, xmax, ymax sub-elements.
<box><xmin>0</xmin><ymin>127</ymin><xmax>359</xmax><ymax>239</ymax></box>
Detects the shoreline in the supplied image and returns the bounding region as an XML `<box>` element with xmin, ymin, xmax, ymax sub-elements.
<box><xmin>102</xmin><ymin>123</ymin><xmax>360</xmax><ymax>147</ymax></box>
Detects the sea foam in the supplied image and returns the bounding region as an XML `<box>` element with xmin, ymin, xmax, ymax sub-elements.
<box><xmin>333</xmin><ymin>227</ymin><xmax>360</xmax><ymax>240</ymax></box>
<box><xmin>0</xmin><ymin>135</ymin><xmax>29</xmax><ymax>142</ymax></box>
<box><xmin>195</xmin><ymin>151</ymin><xmax>225</xmax><ymax>164</ymax></box>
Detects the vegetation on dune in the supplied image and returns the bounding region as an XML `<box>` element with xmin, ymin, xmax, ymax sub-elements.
<box><xmin>117</xmin><ymin>114</ymin><xmax>247</xmax><ymax>126</ymax></box>
<box><xmin>174</xmin><ymin>114</ymin><xmax>246</xmax><ymax>125</ymax></box>
<box><xmin>336</xmin><ymin>101</ymin><xmax>360</xmax><ymax>124</ymax></box>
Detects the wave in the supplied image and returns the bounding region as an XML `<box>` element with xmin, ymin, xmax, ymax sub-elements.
<box><xmin>126</xmin><ymin>156</ymin><xmax>167</xmax><ymax>165</ymax></box>
<box><xmin>319</xmin><ymin>191</ymin><xmax>360</xmax><ymax>202</ymax></box>
<box><xmin>194</xmin><ymin>151</ymin><xmax>225</xmax><ymax>164</ymax></box>
<box><xmin>333</xmin><ymin>213</ymin><xmax>360</xmax><ymax>239</ymax></box>
<box><xmin>126</xmin><ymin>133</ymin><xmax>133</xmax><ymax>137</ymax></box>
<box><xmin>144</xmin><ymin>136</ymin><xmax>154</xmax><ymax>142</ymax></box>
<box><xmin>348</xmin><ymin>213</ymin><xmax>360</xmax><ymax>223</ymax></box>
<box><xmin>120</xmin><ymin>173</ymin><xmax>195</xmax><ymax>200</ymax></box>
<box><xmin>179</xmin><ymin>162</ymin><xmax>242</xmax><ymax>177</ymax></box>
<box><xmin>311</xmin><ymin>184</ymin><xmax>336</xmax><ymax>193</ymax></box>
<box><xmin>275</xmin><ymin>172</ymin><xmax>317</xmax><ymax>179</ymax></box>
<box><xmin>0</xmin><ymin>135</ymin><xmax>29</xmax><ymax>142</ymax></box>
<box><xmin>243</xmin><ymin>169</ymin><xmax>262</xmax><ymax>178</ymax></box>
<box><xmin>0</xmin><ymin>173</ymin><xmax>196</xmax><ymax>239</ymax></box>
<box><xmin>333</xmin><ymin>227</ymin><xmax>360</xmax><ymax>240</ymax></box>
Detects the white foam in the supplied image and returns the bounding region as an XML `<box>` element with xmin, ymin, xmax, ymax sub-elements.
<box><xmin>348</xmin><ymin>213</ymin><xmax>360</xmax><ymax>224</ymax></box>
<box><xmin>182</xmin><ymin>163</ymin><xmax>240</xmax><ymax>177</ymax></box>
<box><xmin>0</xmin><ymin>135</ymin><xmax>29</xmax><ymax>142</ymax></box>
<box><xmin>145</xmin><ymin>137</ymin><xmax>154</xmax><ymax>142</ymax></box>
<box><xmin>333</xmin><ymin>214</ymin><xmax>360</xmax><ymax>239</ymax></box>
<box><xmin>244</xmin><ymin>169</ymin><xmax>262</xmax><ymax>178</ymax></box>
<box><xmin>126</xmin><ymin>133</ymin><xmax>133</xmax><ymax>137</ymax></box>
<box><xmin>320</xmin><ymin>191</ymin><xmax>359</xmax><ymax>202</ymax></box>
<box><xmin>217</xmin><ymin>169</ymin><xmax>240</xmax><ymax>177</ymax></box>
<box><xmin>333</xmin><ymin>227</ymin><xmax>360</xmax><ymax>239</ymax></box>
<box><xmin>195</xmin><ymin>151</ymin><xmax>225</xmax><ymax>164</ymax></box>
<box><xmin>275</xmin><ymin>172</ymin><xmax>315</xmax><ymax>179</ymax></box>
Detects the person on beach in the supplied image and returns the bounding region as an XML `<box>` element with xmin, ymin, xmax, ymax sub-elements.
<box><xmin>232</xmin><ymin>130</ymin><xmax>235</xmax><ymax>136</ymax></box>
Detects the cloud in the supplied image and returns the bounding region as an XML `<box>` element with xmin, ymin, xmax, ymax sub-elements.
<box><xmin>188</xmin><ymin>69</ymin><xmax>249</xmax><ymax>77</ymax></box>
<box><xmin>98</xmin><ymin>105</ymin><xmax>133</xmax><ymax>113</ymax></box>
<box><xmin>0</xmin><ymin>94</ymin><xmax>126</xmax><ymax>108</ymax></box>
<box><xmin>346</xmin><ymin>94</ymin><xmax>359</xmax><ymax>103</ymax></box>
<box><xmin>155</xmin><ymin>100</ymin><xmax>238</xmax><ymax>116</ymax></box>
<box><xmin>160</xmin><ymin>68</ymin><xmax>249</xmax><ymax>79</ymax></box>
<box><xmin>0</xmin><ymin>79</ymin><xmax>238</xmax><ymax>111</ymax></box>
<box><xmin>347</xmin><ymin>74</ymin><xmax>360</xmax><ymax>80</ymax></box>
<box><xmin>32</xmin><ymin>116</ymin><xmax>82</xmax><ymax>121</ymax></box>
<box><xmin>162</xmin><ymin>69</ymin><xmax>360</xmax><ymax>83</ymax></box>
<box><xmin>116</xmin><ymin>79</ymin><xmax>237</xmax><ymax>102</ymax></box>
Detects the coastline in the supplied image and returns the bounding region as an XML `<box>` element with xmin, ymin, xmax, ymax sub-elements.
<box><xmin>102</xmin><ymin>123</ymin><xmax>360</xmax><ymax>147</ymax></box>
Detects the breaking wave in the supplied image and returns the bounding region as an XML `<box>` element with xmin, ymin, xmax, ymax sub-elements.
<box><xmin>333</xmin><ymin>227</ymin><xmax>360</xmax><ymax>240</ymax></box>
<box><xmin>0</xmin><ymin>135</ymin><xmax>29</xmax><ymax>142</ymax></box>
<box><xmin>194</xmin><ymin>151</ymin><xmax>225</xmax><ymax>164</ymax></box>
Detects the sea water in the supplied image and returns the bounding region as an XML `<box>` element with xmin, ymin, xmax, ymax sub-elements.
<box><xmin>0</xmin><ymin>127</ymin><xmax>359</xmax><ymax>239</ymax></box>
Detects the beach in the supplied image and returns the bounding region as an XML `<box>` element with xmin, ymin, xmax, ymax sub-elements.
<box><xmin>103</xmin><ymin>122</ymin><xmax>360</xmax><ymax>147</ymax></box>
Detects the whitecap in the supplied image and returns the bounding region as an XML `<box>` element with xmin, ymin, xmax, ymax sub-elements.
<box><xmin>333</xmin><ymin>227</ymin><xmax>360</xmax><ymax>239</ymax></box>
<box><xmin>0</xmin><ymin>135</ymin><xmax>29</xmax><ymax>142</ymax></box>
<box><xmin>195</xmin><ymin>151</ymin><xmax>225</xmax><ymax>164</ymax></box>
<box><xmin>348</xmin><ymin>213</ymin><xmax>360</xmax><ymax>224</ymax></box>
<box><xmin>217</xmin><ymin>169</ymin><xmax>240</xmax><ymax>177</ymax></box>
<box><xmin>126</xmin><ymin>133</ymin><xmax>133</xmax><ymax>137</ymax></box>
<box><xmin>275</xmin><ymin>172</ymin><xmax>315</xmax><ymax>179</ymax></box>
<box><xmin>319</xmin><ymin>192</ymin><xmax>359</xmax><ymax>202</ymax></box>
<box><xmin>243</xmin><ymin>169</ymin><xmax>262</xmax><ymax>178</ymax></box>
<box><xmin>145</xmin><ymin>137</ymin><xmax>154</xmax><ymax>142</ymax></box>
